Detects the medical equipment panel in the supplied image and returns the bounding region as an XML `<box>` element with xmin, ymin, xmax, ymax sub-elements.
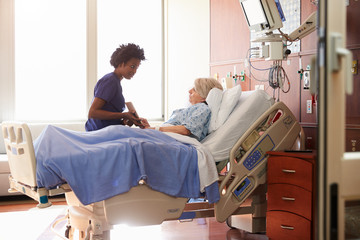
<box><xmin>243</xmin><ymin>134</ymin><xmax>275</xmax><ymax>170</ymax></box>
<box><xmin>232</xmin><ymin>177</ymin><xmax>252</xmax><ymax>202</ymax></box>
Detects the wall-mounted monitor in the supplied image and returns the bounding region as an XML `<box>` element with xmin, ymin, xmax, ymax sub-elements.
<box><xmin>239</xmin><ymin>0</ymin><xmax>285</xmax><ymax>35</ymax></box>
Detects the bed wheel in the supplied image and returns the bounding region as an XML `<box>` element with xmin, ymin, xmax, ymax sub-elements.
<box><xmin>65</xmin><ymin>225</ymin><xmax>71</xmax><ymax>238</ymax></box>
<box><xmin>226</xmin><ymin>217</ymin><xmax>236</xmax><ymax>229</ymax></box>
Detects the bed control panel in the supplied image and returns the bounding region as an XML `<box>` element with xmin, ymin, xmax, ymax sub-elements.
<box><xmin>241</xmin><ymin>130</ymin><xmax>260</xmax><ymax>151</ymax></box>
<box><xmin>243</xmin><ymin>134</ymin><xmax>275</xmax><ymax>170</ymax></box>
<box><xmin>233</xmin><ymin>177</ymin><xmax>252</xmax><ymax>201</ymax></box>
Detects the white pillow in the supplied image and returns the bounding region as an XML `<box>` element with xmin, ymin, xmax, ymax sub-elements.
<box><xmin>206</xmin><ymin>85</ymin><xmax>242</xmax><ymax>133</ymax></box>
<box><xmin>202</xmin><ymin>90</ymin><xmax>274</xmax><ymax>162</ymax></box>
<box><xmin>217</xmin><ymin>85</ymin><xmax>242</xmax><ymax>128</ymax></box>
<box><xmin>206</xmin><ymin>88</ymin><xmax>223</xmax><ymax>133</ymax></box>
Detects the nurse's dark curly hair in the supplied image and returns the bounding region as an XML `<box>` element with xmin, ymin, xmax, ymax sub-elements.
<box><xmin>110</xmin><ymin>43</ymin><xmax>146</xmax><ymax>68</ymax></box>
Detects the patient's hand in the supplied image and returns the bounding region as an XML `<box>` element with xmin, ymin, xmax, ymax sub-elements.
<box><xmin>123</xmin><ymin>112</ymin><xmax>149</xmax><ymax>129</ymax></box>
<box><xmin>139</xmin><ymin>118</ymin><xmax>150</xmax><ymax>128</ymax></box>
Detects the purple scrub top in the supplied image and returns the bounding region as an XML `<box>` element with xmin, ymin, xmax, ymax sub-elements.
<box><xmin>85</xmin><ymin>72</ymin><xmax>125</xmax><ymax>131</ymax></box>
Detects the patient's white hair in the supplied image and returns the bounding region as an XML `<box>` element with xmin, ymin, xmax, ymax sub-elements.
<box><xmin>194</xmin><ymin>78</ymin><xmax>223</xmax><ymax>99</ymax></box>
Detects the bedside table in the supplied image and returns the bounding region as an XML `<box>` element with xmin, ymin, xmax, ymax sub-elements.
<box><xmin>266</xmin><ymin>151</ymin><xmax>316</xmax><ymax>240</ymax></box>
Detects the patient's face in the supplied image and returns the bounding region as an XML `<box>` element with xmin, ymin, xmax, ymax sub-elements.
<box><xmin>189</xmin><ymin>88</ymin><xmax>205</xmax><ymax>105</ymax></box>
<box><xmin>118</xmin><ymin>58</ymin><xmax>141</xmax><ymax>80</ymax></box>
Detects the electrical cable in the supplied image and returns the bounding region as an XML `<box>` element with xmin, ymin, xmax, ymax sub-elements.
<box><xmin>268</xmin><ymin>62</ymin><xmax>290</xmax><ymax>95</ymax></box>
<box><xmin>246</xmin><ymin>47</ymin><xmax>291</xmax><ymax>98</ymax></box>
<box><xmin>278</xmin><ymin>28</ymin><xmax>296</xmax><ymax>42</ymax></box>
<box><xmin>247</xmin><ymin>47</ymin><xmax>272</xmax><ymax>84</ymax></box>
<box><xmin>249</xmin><ymin>55</ymin><xmax>272</xmax><ymax>71</ymax></box>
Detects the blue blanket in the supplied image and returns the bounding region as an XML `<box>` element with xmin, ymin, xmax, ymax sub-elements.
<box><xmin>34</xmin><ymin>125</ymin><xmax>219</xmax><ymax>205</ymax></box>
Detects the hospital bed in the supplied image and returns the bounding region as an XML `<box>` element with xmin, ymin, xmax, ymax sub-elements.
<box><xmin>2</xmin><ymin>90</ymin><xmax>302</xmax><ymax>240</ymax></box>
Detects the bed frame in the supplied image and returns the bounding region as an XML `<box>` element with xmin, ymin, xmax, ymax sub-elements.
<box><xmin>2</xmin><ymin>101</ymin><xmax>302</xmax><ymax>240</ymax></box>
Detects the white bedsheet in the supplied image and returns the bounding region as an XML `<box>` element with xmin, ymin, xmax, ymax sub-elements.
<box><xmin>164</xmin><ymin>132</ymin><xmax>219</xmax><ymax>193</ymax></box>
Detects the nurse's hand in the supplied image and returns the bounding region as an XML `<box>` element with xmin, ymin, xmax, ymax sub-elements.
<box><xmin>123</xmin><ymin>118</ymin><xmax>134</xmax><ymax>127</ymax></box>
<box><xmin>122</xmin><ymin>112</ymin><xmax>139</xmax><ymax>127</ymax></box>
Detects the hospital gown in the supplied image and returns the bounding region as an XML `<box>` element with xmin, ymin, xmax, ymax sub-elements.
<box><xmin>165</xmin><ymin>102</ymin><xmax>211</xmax><ymax>141</ymax></box>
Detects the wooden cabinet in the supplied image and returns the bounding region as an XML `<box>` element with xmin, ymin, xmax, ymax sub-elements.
<box><xmin>266</xmin><ymin>151</ymin><xmax>316</xmax><ymax>240</ymax></box>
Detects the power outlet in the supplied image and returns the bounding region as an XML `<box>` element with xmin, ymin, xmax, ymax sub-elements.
<box><xmin>307</xmin><ymin>100</ymin><xmax>312</xmax><ymax>114</ymax></box>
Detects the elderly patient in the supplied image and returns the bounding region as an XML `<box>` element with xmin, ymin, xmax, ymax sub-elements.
<box><xmin>144</xmin><ymin>78</ymin><xmax>223</xmax><ymax>141</ymax></box>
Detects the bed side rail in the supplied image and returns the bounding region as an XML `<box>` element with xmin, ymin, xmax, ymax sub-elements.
<box><xmin>215</xmin><ymin>101</ymin><xmax>301</xmax><ymax>222</ymax></box>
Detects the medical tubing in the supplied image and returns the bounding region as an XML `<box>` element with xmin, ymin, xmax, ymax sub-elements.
<box><xmin>247</xmin><ymin>49</ymin><xmax>272</xmax><ymax>84</ymax></box>
<box><xmin>247</xmin><ymin>47</ymin><xmax>275</xmax><ymax>89</ymax></box>
<box><xmin>268</xmin><ymin>63</ymin><xmax>290</xmax><ymax>94</ymax></box>
<box><xmin>279</xmin><ymin>64</ymin><xmax>291</xmax><ymax>93</ymax></box>
<box><xmin>269</xmin><ymin>66</ymin><xmax>279</xmax><ymax>89</ymax></box>
<box><xmin>278</xmin><ymin>88</ymin><xmax>281</xmax><ymax>102</ymax></box>
<box><xmin>247</xmin><ymin>47</ymin><xmax>260</xmax><ymax>90</ymax></box>
<box><xmin>246</xmin><ymin>46</ymin><xmax>292</xmax><ymax>97</ymax></box>
<box><xmin>249</xmin><ymin>54</ymin><xmax>272</xmax><ymax>71</ymax></box>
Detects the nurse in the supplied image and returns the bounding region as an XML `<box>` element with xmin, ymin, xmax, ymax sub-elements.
<box><xmin>85</xmin><ymin>43</ymin><xmax>147</xmax><ymax>131</ymax></box>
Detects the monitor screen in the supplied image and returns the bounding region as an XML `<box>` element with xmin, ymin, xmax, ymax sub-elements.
<box><xmin>240</xmin><ymin>0</ymin><xmax>284</xmax><ymax>34</ymax></box>
<box><xmin>241</xmin><ymin>0</ymin><xmax>268</xmax><ymax>27</ymax></box>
